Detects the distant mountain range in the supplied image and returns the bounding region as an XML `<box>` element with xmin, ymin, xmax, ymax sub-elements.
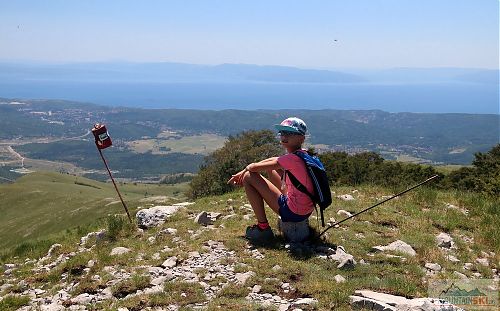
<box><xmin>0</xmin><ymin>61</ymin><xmax>497</xmax><ymax>84</ymax></box>
<box><xmin>0</xmin><ymin>62</ymin><xmax>498</xmax><ymax>114</ymax></box>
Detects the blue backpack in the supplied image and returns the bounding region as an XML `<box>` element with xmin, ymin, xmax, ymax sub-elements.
<box><xmin>285</xmin><ymin>151</ymin><xmax>332</xmax><ymax>226</ymax></box>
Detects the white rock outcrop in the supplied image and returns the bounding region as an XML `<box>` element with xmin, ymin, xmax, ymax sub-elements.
<box><xmin>136</xmin><ymin>205</ymin><xmax>179</xmax><ymax>228</ymax></box>
<box><xmin>372</xmin><ymin>240</ymin><xmax>417</xmax><ymax>257</ymax></box>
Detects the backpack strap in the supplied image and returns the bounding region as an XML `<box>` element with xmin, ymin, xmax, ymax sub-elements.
<box><xmin>285</xmin><ymin>170</ymin><xmax>315</xmax><ymax>203</ymax></box>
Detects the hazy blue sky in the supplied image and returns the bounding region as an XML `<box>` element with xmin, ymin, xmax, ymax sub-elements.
<box><xmin>0</xmin><ymin>0</ymin><xmax>498</xmax><ymax>69</ymax></box>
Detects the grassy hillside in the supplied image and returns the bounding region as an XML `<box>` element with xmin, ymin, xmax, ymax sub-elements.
<box><xmin>0</xmin><ymin>175</ymin><xmax>498</xmax><ymax>310</ymax></box>
<box><xmin>0</xmin><ymin>172</ymin><xmax>188</xmax><ymax>251</ymax></box>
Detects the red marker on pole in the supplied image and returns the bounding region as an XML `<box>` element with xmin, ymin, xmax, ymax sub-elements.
<box><xmin>92</xmin><ymin>123</ymin><xmax>132</xmax><ymax>223</ymax></box>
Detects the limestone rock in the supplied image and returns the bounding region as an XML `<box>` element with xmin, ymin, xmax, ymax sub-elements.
<box><xmin>476</xmin><ymin>257</ymin><xmax>489</xmax><ymax>266</ymax></box>
<box><xmin>436</xmin><ymin>233</ymin><xmax>454</xmax><ymax>249</ymax></box>
<box><xmin>337</xmin><ymin>209</ymin><xmax>353</xmax><ymax>217</ymax></box>
<box><xmin>425</xmin><ymin>263</ymin><xmax>442</xmax><ymax>272</ymax></box>
<box><xmin>337</xmin><ymin>194</ymin><xmax>355</xmax><ymax>201</ymax></box>
<box><xmin>372</xmin><ymin>240</ymin><xmax>416</xmax><ymax>257</ymax></box>
<box><xmin>350</xmin><ymin>290</ymin><xmax>462</xmax><ymax>311</ymax></box>
<box><xmin>110</xmin><ymin>247</ymin><xmax>131</xmax><ymax>256</ymax></box>
<box><xmin>328</xmin><ymin>246</ymin><xmax>357</xmax><ymax>270</ymax></box>
<box><xmin>79</xmin><ymin>230</ymin><xmax>106</xmax><ymax>247</ymax></box>
<box><xmin>235</xmin><ymin>271</ymin><xmax>256</xmax><ymax>285</ymax></box>
<box><xmin>277</xmin><ymin>218</ymin><xmax>310</xmax><ymax>242</ymax></box>
<box><xmin>136</xmin><ymin>205</ymin><xmax>179</xmax><ymax>228</ymax></box>
<box><xmin>350</xmin><ymin>295</ymin><xmax>397</xmax><ymax>311</ymax></box>
<box><xmin>195</xmin><ymin>211</ymin><xmax>213</xmax><ymax>225</ymax></box>
<box><xmin>293</xmin><ymin>297</ymin><xmax>318</xmax><ymax>306</ymax></box>
<box><xmin>161</xmin><ymin>256</ymin><xmax>178</xmax><ymax>269</ymax></box>
<box><xmin>335</xmin><ymin>274</ymin><xmax>346</xmax><ymax>283</ymax></box>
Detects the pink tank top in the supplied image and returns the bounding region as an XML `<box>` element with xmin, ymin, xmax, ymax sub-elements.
<box><xmin>277</xmin><ymin>150</ymin><xmax>315</xmax><ymax>215</ymax></box>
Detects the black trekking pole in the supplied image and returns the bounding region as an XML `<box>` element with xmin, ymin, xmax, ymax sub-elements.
<box><xmin>318</xmin><ymin>174</ymin><xmax>439</xmax><ymax>238</ymax></box>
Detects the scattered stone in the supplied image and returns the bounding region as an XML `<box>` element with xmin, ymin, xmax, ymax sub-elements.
<box><xmin>337</xmin><ymin>194</ymin><xmax>355</xmax><ymax>201</ymax></box>
<box><xmin>235</xmin><ymin>271</ymin><xmax>256</xmax><ymax>285</ymax></box>
<box><xmin>87</xmin><ymin>260</ymin><xmax>95</xmax><ymax>268</ymax></box>
<box><xmin>272</xmin><ymin>265</ymin><xmax>282</xmax><ymax>272</ymax></box>
<box><xmin>463</xmin><ymin>262</ymin><xmax>473</xmax><ymax>270</ymax></box>
<box><xmin>47</xmin><ymin>244</ymin><xmax>63</xmax><ymax>257</ymax></box>
<box><xmin>425</xmin><ymin>262</ymin><xmax>442</xmax><ymax>272</ymax></box>
<box><xmin>453</xmin><ymin>271</ymin><xmax>468</xmax><ymax>279</ymax></box>
<box><xmin>293</xmin><ymin>297</ymin><xmax>318</xmax><ymax>306</ymax></box>
<box><xmin>372</xmin><ymin>240</ymin><xmax>416</xmax><ymax>257</ymax></box>
<box><xmin>110</xmin><ymin>247</ymin><xmax>131</xmax><ymax>256</ymax></box>
<box><xmin>71</xmin><ymin>293</ymin><xmax>94</xmax><ymax>305</ymax></box>
<box><xmin>446</xmin><ymin>254</ymin><xmax>460</xmax><ymax>263</ymax></box>
<box><xmin>161</xmin><ymin>256</ymin><xmax>178</xmax><ymax>269</ymax></box>
<box><xmin>436</xmin><ymin>233</ymin><xmax>454</xmax><ymax>249</ymax></box>
<box><xmin>350</xmin><ymin>290</ymin><xmax>462</xmax><ymax>310</ymax></box>
<box><xmin>476</xmin><ymin>257</ymin><xmax>489</xmax><ymax>266</ymax></box>
<box><xmin>147</xmin><ymin>236</ymin><xmax>156</xmax><ymax>244</ymax></box>
<box><xmin>328</xmin><ymin>246</ymin><xmax>357</xmax><ymax>270</ymax></box>
<box><xmin>151</xmin><ymin>276</ymin><xmax>168</xmax><ymax>286</ymax></box>
<box><xmin>252</xmin><ymin>285</ymin><xmax>262</xmax><ymax>293</ymax></box>
<box><xmin>334</xmin><ymin>274</ymin><xmax>346</xmax><ymax>283</ymax></box>
<box><xmin>172</xmin><ymin>202</ymin><xmax>194</xmax><ymax>206</ymax></box>
<box><xmin>195</xmin><ymin>211</ymin><xmax>213</xmax><ymax>225</ymax></box>
<box><xmin>136</xmin><ymin>205</ymin><xmax>179</xmax><ymax>228</ymax></box>
<box><xmin>445</xmin><ymin>203</ymin><xmax>469</xmax><ymax>215</ymax></box>
<box><xmin>79</xmin><ymin>230</ymin><xmax>106</xmax><ymax>247</ymax></box>
<box><xmin>337</xmin><ymin>209</ymin><xmax>353</xmax><ymax>217</ymax></box>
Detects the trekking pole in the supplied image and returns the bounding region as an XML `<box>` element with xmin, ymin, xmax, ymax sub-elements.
<box><xmin>92</xmin><ymin>123</ymin><xmax>132</xmax><ymax>223</ymax></box>
<box><xmin>318</xmin><ymin>174</ymin><xmax>439</xmax><ymax>238</ymax></box>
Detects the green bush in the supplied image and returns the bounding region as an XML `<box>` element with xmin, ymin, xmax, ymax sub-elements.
<box><xmin>188</xmin><ymin>130</ymin><xmax>281</xmax><ymax>199</ymax></box>
<box><xmin>445</xmin><ymin>144</ymin><xmax>500</xmax><ymax>196</ymax></box>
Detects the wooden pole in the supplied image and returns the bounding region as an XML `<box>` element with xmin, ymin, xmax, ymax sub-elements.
<box><xmin>97</xmin><ymin>147</ymin><xmax>132</xmax><ymax>223</ymax></box>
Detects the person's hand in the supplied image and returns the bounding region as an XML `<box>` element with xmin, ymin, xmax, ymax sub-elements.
<box><xmin>227</xmin><ymin>168</ymin><xmax>248</xmax><ymax>186</ymax></box>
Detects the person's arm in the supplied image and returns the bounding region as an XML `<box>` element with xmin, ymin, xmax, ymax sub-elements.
<box><xmin>227</xmin><ymin>157</ymin><xmax>281</xmax><ymax>186</ymax></box>
<box><xmin>246</xmin><ymin>157</ymin><xmax>280</xmax><ymax>172</ymax></box>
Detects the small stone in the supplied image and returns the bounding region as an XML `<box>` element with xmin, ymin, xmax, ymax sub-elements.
<box><xmin>272</xmin><ymin>265</ymin><xmax>282</xmax><ymax>271</ymax></box>
<box><xmin>337</xmin><ymin>209</ymin><xmax>353</xmax><ymax>217</ymax></box>
<box><xmin>235</xmin><ymin>271</ymin><xmax>256</xmax><ymax>285</ymax></box>
<box><xmin>110</xmin><ymin>247</ymin><xmax>131</xmax><ymax>256</ymax></box>
<box><xmin>446</xmin><ymin>254</ymin><xmax>460</xmax><ymax>263</ymax></box>
<box><xmin>436</xmin><ymin>232</ymin><xmax>454</xmax><ymax>249</ymax></box>
<box><xmin>334</xmin><ymin>274</ymin><xmax>346</xmax><ymax>283</ymax></box>
<box><xmin>425</xmin><ymin>263</ymin><xmax>442</xmax><ymax>272</ymax></box>
<box><xmin>294</xmin><ymin>297</ymin><xmax>318</xmax><ymax>306</ymax></box>
<box><xmin>337</xmin><ymin>194</ymin><xmax>355</xmax><ymax>201</ymax></box>
<box><xmin>151</xmin><ymin>276</ymin><xmax>168</xmax><ymax>286</ymax></box>
<box><xmin>453</xmin><ymin>271</ymin><xmax>468</xmax><ymax>279</ymax></box>
<box><xmin>161</xmin><ymin>256</ymin><xmax>178</xmax><ymax>268</ymax></box>
<box><xmin>464</xmin><ymin>262</ymin><xmax>473</xmax><ymax>270</ymax></box>
<box><xmin>195</xmin><ymin>211</ymin><xmax>213</xmax><ymax>225</ymax></box>
<box><xmin>87</xmin><ymin>260</ymin><xmax>95</xmax><ymax>268</ymax></box>
<box><xmin>252</xmin><ymin>285</ymin><xmax>262</xmax><ymax>293</ymax></box>
<box><xmin>476</xmin><ymin>258</ymin><xmax>489</xmax><ymax>266</ymax></box>
<box><xmin>148</xmin><ymin>236</ymin><xmax>156</xmax><ymax>244</ymax></box>
<box><xmin>372</xmin><ymin>240</ymin><xmax>416</xmax><ymax>257</ymax></box>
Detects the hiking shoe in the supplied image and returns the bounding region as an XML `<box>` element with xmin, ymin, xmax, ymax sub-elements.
<box><xmin>245</xmin><ymin>225</ymin><xmax>274</xmax><ymax>242</ymax></box>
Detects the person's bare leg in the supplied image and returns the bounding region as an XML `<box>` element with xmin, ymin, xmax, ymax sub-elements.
<box><xmin>242</xmin><ymin>171</ymin><xmax>281</xmax><ymax>223</ymax></box>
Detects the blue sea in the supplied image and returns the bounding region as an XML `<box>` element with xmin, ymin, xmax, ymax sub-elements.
<box><xmin>0</xmin><ymin>80</ymin><xmax>498</xmax><ymax>114</ymax></box>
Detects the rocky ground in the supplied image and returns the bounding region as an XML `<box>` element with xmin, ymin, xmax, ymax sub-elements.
<box><xmin>1</xmin><ymin>190</ymin><xmax>498</xmax><ymax>310</ymax></box>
